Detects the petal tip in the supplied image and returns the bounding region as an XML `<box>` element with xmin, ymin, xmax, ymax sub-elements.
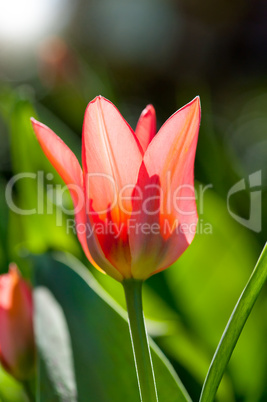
<box><xmin>184</xmin><ymin>96</ymin><xmax>201</xmax><ymax>121</ymax></box>
<box><xmin>90</xmin><ymin>95</ymin><xmax>106</xmax><ymax>105</ymax></box>
<box><xmin>30</xmin><ymin>117</ymin><xmax>38</xmax><ymax>126</ymax></box>
<box><xmin>85</xmin><ymin>95</ymin><xmax>113</xmax><ymax>116</ymax></box>
<box><xmin>92</xmin><ymin>95</ymin><xmax>102</xmax><ymax>101</ymax></box>
<box><xmin>30</xmin><ymin>117</ymin><xmax>44</xmax><ymax>130</ymax></box>
<box><xmin>193</xmin><ymin>95</ymin><xmax>201</xmax><ymax>109</ymax></box>
<box><xmin>193</xmin><ymin>95</ymin><xmax>201</xmax><ymax>119</ymax></box>
<box><xmin>30</xmin><ymin>118</ymin><xmax>47</xmax><ymax>140</ymax></box>
<box><xmin>142</xmin><ymin>104</ymin><xmax>155</xmax><ymax>118</ymax></box>
<box><xmin>188</xmin><ymin>95</ymin><xmax>200</xmax><ymax>108</ymax></box>
<box><xmin>8</xmin><ymin>263</ymin><xmax>20</xmax><ymax>277</ymax></box>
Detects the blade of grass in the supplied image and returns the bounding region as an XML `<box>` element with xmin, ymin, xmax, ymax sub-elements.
<box><xmin>199</xmin><ymin>243</ymin><xmax>267</xmax><ymax>402</ymax></box>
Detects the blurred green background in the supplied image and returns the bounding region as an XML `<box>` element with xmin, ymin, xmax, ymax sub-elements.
<box><xmin>0</xmin><ymin>0</ymin><xmax>266</xmax><ymax>401</ymax></box>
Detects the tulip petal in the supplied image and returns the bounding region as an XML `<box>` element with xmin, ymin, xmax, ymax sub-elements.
<box><xmin>82</xmin><ymin>96</ymin><xmax>143</xmax><ymax>219</ymax></box>
<box><xmin>128</xmin><ymin>163</ymin><xmax>189</xmax><ymax>278</ymax></box>
<box><xmin>31</xmin><ymin>118</ymin><xmax>88</xmax><ymax>251</ymax></box>
<box><xmin>31</xmin><ymin>118</ymin><xmax>123</xmax><ymax>281</ymax></box>
<box><xmin>135</xmin><ymin>104</ymin><xmax>156</xmax><ymax>153</ymax></box>
<box><xmin>130</xmin><ymin>98</ymin><xmax>200</xmax><ymax>277</ymax></box>
<box><xmin>129</xmin><ymin>163</ymin><xmax>164</xmax><ymax>277</ymax></box>
<box><xmin>144</xmin><ymin>97</ymin><xmax>200</xmax><ymax>236</ymax></box>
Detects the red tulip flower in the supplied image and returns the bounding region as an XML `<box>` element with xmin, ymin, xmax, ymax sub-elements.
<box><xmin>31</xmin><ymin>96</ymin><xmax>200</xmax><ymax>282</ymax></box>
<box><xmin>0</xmin><ymin>264</ymin><xmax>35</xmax><ymax>380</ymax></box>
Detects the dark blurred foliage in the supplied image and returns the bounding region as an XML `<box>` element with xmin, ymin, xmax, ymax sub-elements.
<box><xmin>1</xmin><ymin>0</ymin><xmax>266</xmax><ymax>233</ymax></box>
<box><xmin>0</xmin><ymin>0</ymin><xmax>266</xmax><ymax>400</ymax></box>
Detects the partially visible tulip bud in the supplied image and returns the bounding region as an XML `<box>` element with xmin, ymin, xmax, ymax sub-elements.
<box><xmin>0</xmin><ymin>264</ymin><xmax>35</xmax><ymax>380</ymax></box>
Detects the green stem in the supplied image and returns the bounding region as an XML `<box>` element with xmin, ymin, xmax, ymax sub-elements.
<box><xmin>123</xmin><ymin>279</ymin><xmax>158</xmax><ymax>402</ymax></box>
<box><xmin>199</xmin><ymin>243</ymin><xmax>267</xmax><ymax>402</ymax></box>
<box><xmin>22</xmin><ymin>379</ymin><xmax>35</xmax><ymax>402</ymax></box>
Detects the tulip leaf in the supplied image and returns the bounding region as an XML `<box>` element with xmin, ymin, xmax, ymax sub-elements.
<box><xmin>34</xmin><ymin>253</ymin><xmax>191</xmax><ymax>402</ymax></box>
<box><xmin>34</xmin><ymin>287</ymin><xmax>78</xmax><ymax>401</ymax></box>
<box><xmin>165</xmin><ymin>187</ymin><xmax>266</xmax><ymax>400</ymax></box>
<box><xmin>0</xmin><ymin>178</ymin><xmax>9</xmax><ymax>271</ymax></box>
<box><xmin>0</xmin><ymin>367</ymin><xmax>28</xmax><ymax>402</ymax></box>
<box><xmin>4</xmin><ymin>89</ymin><xmax>79</xmax><ymax>257</ymax></box>
<box><xmin>199</xmin><ymin>242</ymin><xmax>267</xmax><ymax>402</ymax></box>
